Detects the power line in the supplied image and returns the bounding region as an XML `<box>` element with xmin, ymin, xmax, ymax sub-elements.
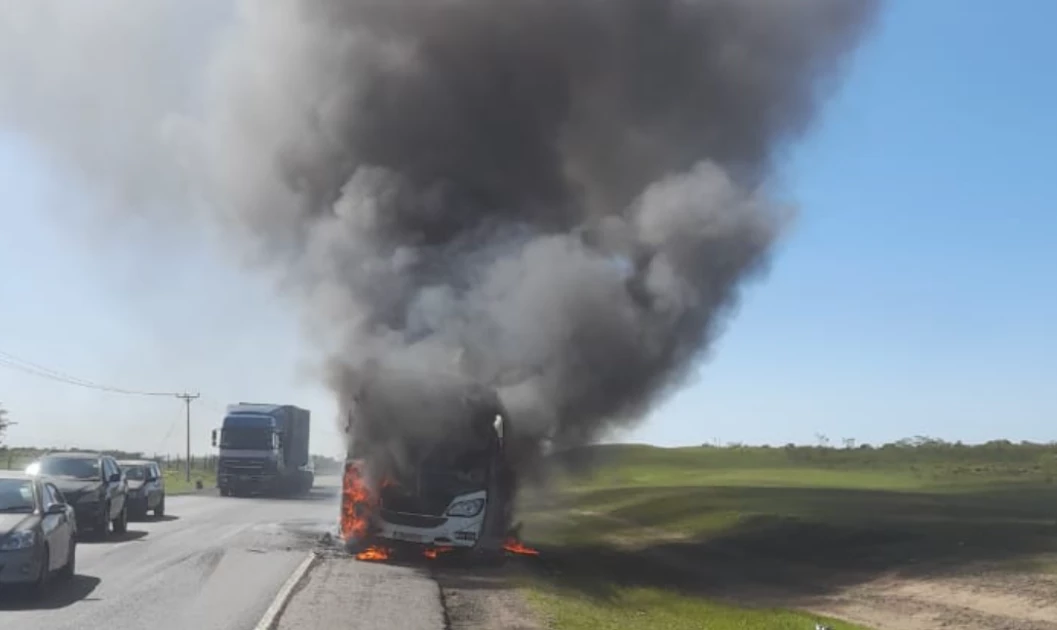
<box><xmin>0</xmin><ymin>351</ymin><xmax>176</xmax><ymax>396</ymax></box>
<box><xmin>0</xmin><ymin>351</ymin><xmax>97</xmax><ymax>387</ymax></box>
<box><xmin>200</xmin><ymin>398</ymin><xmax>228</xmax><ymax>413</ymax></box>
<box><xmin>0</xmin><ymin>349</ymin><xmax>179</xmax><ymax>397</ymax></box>
<box><xmin>153</xmin><ymin>397</ymin><xmax>226</xmax><ymax>455</ymax></box>
<box><xmin>0</xmin><ymin>349</ymin><xmax>206</xmax><ymax>473</ymax></box>
<box><xmin>1</xmin><ymin>348</ymin><xmax>206</xmax><ymax>477</ymax></box>
<box><xmin>152</xmin><ymin>412</ymin><xmax>181</xmax><ymax>455</ymax></box>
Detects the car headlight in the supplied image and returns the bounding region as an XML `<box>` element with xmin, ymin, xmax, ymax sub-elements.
<box><xmin>0</xmin><ymin>531</ymin><xmax>36</xmax><ymax>551</ymax></box>
<box><xmin>446</xmin><ymin>499</ymin><xmax>485</xmax><ymax>518</ymax></box>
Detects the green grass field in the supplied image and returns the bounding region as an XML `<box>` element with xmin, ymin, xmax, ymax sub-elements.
<box><xmin>524</xmin><ymin>585</ymin><xmax>867</xmax><ymax>630</ymax></box>
<box><xmin>160</xmin><ymin>468</ymin><xmax>215</xmax><ymax>495</ymax></box>
<box><xmin>516</xmin><ymin>441</ymin><xmax>1057</xmax><ymax>630</ymax></box>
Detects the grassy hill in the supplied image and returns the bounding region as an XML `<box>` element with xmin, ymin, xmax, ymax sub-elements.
<box><xmin>516</xmin><ymin>440</ymin><xmax>1057</xmax><ymax>630</ymax></box>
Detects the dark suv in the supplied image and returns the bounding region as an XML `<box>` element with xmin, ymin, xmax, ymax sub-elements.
<box><xmin>30</xmin><ymin>452</ymin><xmax>129</xmax><ymax>539</ymax></box>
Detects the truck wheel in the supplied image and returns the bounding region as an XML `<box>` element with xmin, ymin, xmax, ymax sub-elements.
<box><xmin>154</xmin><ymin>497</ymin><xmax>165</xmax><ymax>518</ymax></box>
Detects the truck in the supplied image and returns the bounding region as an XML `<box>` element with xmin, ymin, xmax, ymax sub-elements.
<box><xmin>212</xmin><ymin>403</ymin><xmax>314</xmax><ymax>497</ymax></box>
<box><xmin>341</xmin><ymin>366</ymin><xmax>517</xmax><ymax>562</ymax></box>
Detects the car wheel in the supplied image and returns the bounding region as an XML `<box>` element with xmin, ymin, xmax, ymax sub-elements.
<box><xmin>59</xmin><ymin>538</ymin><xmax>76</xmax><ymax>580</ymax></box>
<box><xmin>154</xmin><ymin>496</ymin><xmax>165</xmax><ymax>518</ymax></box>
<box><xmin>113</xmin><ymin>504</ymin><xmax>128</xmax><ymax>534</ymax></box>
<box><xmin>32</xmin><ymin>545</ymin><xmax>51</xmax><ymax>596</ymax></box>
<box><xmin>98</xmin><ymin>503</ymin><xmax>111</xmax><ymax>540</ymax></box>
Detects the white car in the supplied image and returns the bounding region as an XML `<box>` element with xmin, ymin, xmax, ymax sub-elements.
<box><xmin>0</xmin><ymin>470</ymin><xmax>77</xmax><ymax>594</ymax></box>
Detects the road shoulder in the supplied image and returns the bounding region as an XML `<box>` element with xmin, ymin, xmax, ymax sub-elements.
<box><xmin>433</xmin><ymin>565</ymin><xmax>546</xmax><ymax>630</ymax></box>
<box><xmin>276</xmin><ymin>552</ymin><xmax>447</xmax><ymax>630</ymax></box>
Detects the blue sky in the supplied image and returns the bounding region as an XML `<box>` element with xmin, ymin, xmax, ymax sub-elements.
<box><xmin>2</xmin><ymin>0</ymin><xmax>1055</xmax><ymax>455</ymax></box>
<box><xmin>630</xmin><ymin>0</ymin><xmax>1057</xmax><ymax>447</ymax></box>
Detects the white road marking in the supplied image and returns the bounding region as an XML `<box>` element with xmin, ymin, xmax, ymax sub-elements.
<box><xmin>254</xmin><ymin>551</ymin><xmax>319</xmax><ymax>630</ymax></box>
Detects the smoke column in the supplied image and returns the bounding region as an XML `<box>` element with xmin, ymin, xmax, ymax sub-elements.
<box><xmin>0</xmin><ymin>1</ymin><xmax>880</xmax><ymax>458</ymax></box>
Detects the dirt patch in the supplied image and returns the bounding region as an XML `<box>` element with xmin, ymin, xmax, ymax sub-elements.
<box><xmin>433</xmin><ymin>564</ymin><xmax>546</xmax><ymax>630</ymax></box>
<box><xmin>808</xmin><ymin>570</ymin><xmax>1057</xmax><ymax>630</ymax></box>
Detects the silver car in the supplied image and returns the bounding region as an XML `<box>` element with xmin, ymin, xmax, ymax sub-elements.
<box><xmin>118</xmin><ymin>459</ymin><xmax>166</xmax><ymax>519</ymax></box>
<box><xmin>0</xmin><ymin>470</ymin><xmax>77</xmax><ymax>594</ymax></box>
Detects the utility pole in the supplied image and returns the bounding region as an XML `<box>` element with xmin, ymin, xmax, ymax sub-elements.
<box><xmin>176</xmin><ymin>392</ymin><xmax>200</xmax><ymax>483</ymax></box>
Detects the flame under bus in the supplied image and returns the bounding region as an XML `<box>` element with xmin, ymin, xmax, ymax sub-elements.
<box><xmin>340</xmin><ymin>368</ymin><xmax>516</xmax><ymax>562</ymax></box>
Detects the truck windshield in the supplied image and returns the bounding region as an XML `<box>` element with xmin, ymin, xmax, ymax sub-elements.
<box><xmin>220</xmin><ymin>427</ymin><xmax>273</xmax><ymax>450</ymax></box>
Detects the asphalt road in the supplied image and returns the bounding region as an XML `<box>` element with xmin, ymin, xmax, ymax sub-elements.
<box><xmin>0</xmin><ymin>478</ymin><xmax>347</xmax><ymax>630</ymax></box>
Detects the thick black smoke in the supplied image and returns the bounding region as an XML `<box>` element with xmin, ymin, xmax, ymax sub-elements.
<box><xmin>200</xmin><ymin>0</ymin><xmax>880</xmax><ymax>452</ymax></box>
<box><xmin>0</xmin><ymin>0</ymin><xmax>880</xmax><ymax>462</ymax></box>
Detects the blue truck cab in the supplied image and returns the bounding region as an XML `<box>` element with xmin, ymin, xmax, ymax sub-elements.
<box><xmin>212</xmin><ymin>403</ymin><xmax>314</xmax><ymax>497</ymax></box>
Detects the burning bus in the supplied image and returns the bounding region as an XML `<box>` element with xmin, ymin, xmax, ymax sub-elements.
<box><xmin>339</xmin><ymin>365</ymin><xmax>521</xmax><ymax>562</ymax></box>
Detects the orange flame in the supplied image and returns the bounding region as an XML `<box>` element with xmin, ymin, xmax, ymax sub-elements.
<box><xmin>356</xmin><ymin>546</ymin><xmax>391</xmax><ymax>561</ymax></box>
<box><xmin>340</xmin><ymin>460</ymin><xmax>377</xmax><ymax>542</ymax></box>
<box><xmin>503</xmin><ymin>537</ymin><xmax>540</xmax><ymax>556</ymax></box>
<box><xmin>423</xmin><ymin>546</ymin><xmax>454</xmax><ymax>560</ymax></box>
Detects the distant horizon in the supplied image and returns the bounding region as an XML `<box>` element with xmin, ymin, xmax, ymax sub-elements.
<box><xmin>5</xmin><ymin>434</ymin><xmax>1054</xmax><ymax>460</ymax></box>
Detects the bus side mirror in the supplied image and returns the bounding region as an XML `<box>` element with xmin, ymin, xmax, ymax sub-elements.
<box><xmin>211</xmin><ymin>429</ymin><xmax>217</xmax><ymax>447</ymax></box>
<box><xmin>494</xmin><ymin>414</ymin><xmax>504</xmax><ymax>446</ymax></box>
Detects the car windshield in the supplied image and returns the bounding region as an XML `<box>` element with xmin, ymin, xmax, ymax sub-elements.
<box><xmin>121</xmin><ymin>465</ymin><xmax>146</xmax><ymax>480</ymax></box>
<box><xmin>0</xmin><ymin>479</ymin><xmax>35</xmax><ymax>513</ymax></box>
<box><xmin>39</xmin><ymin>457</ymin><xmax>100</xmax><ymax>480</ymax></box>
